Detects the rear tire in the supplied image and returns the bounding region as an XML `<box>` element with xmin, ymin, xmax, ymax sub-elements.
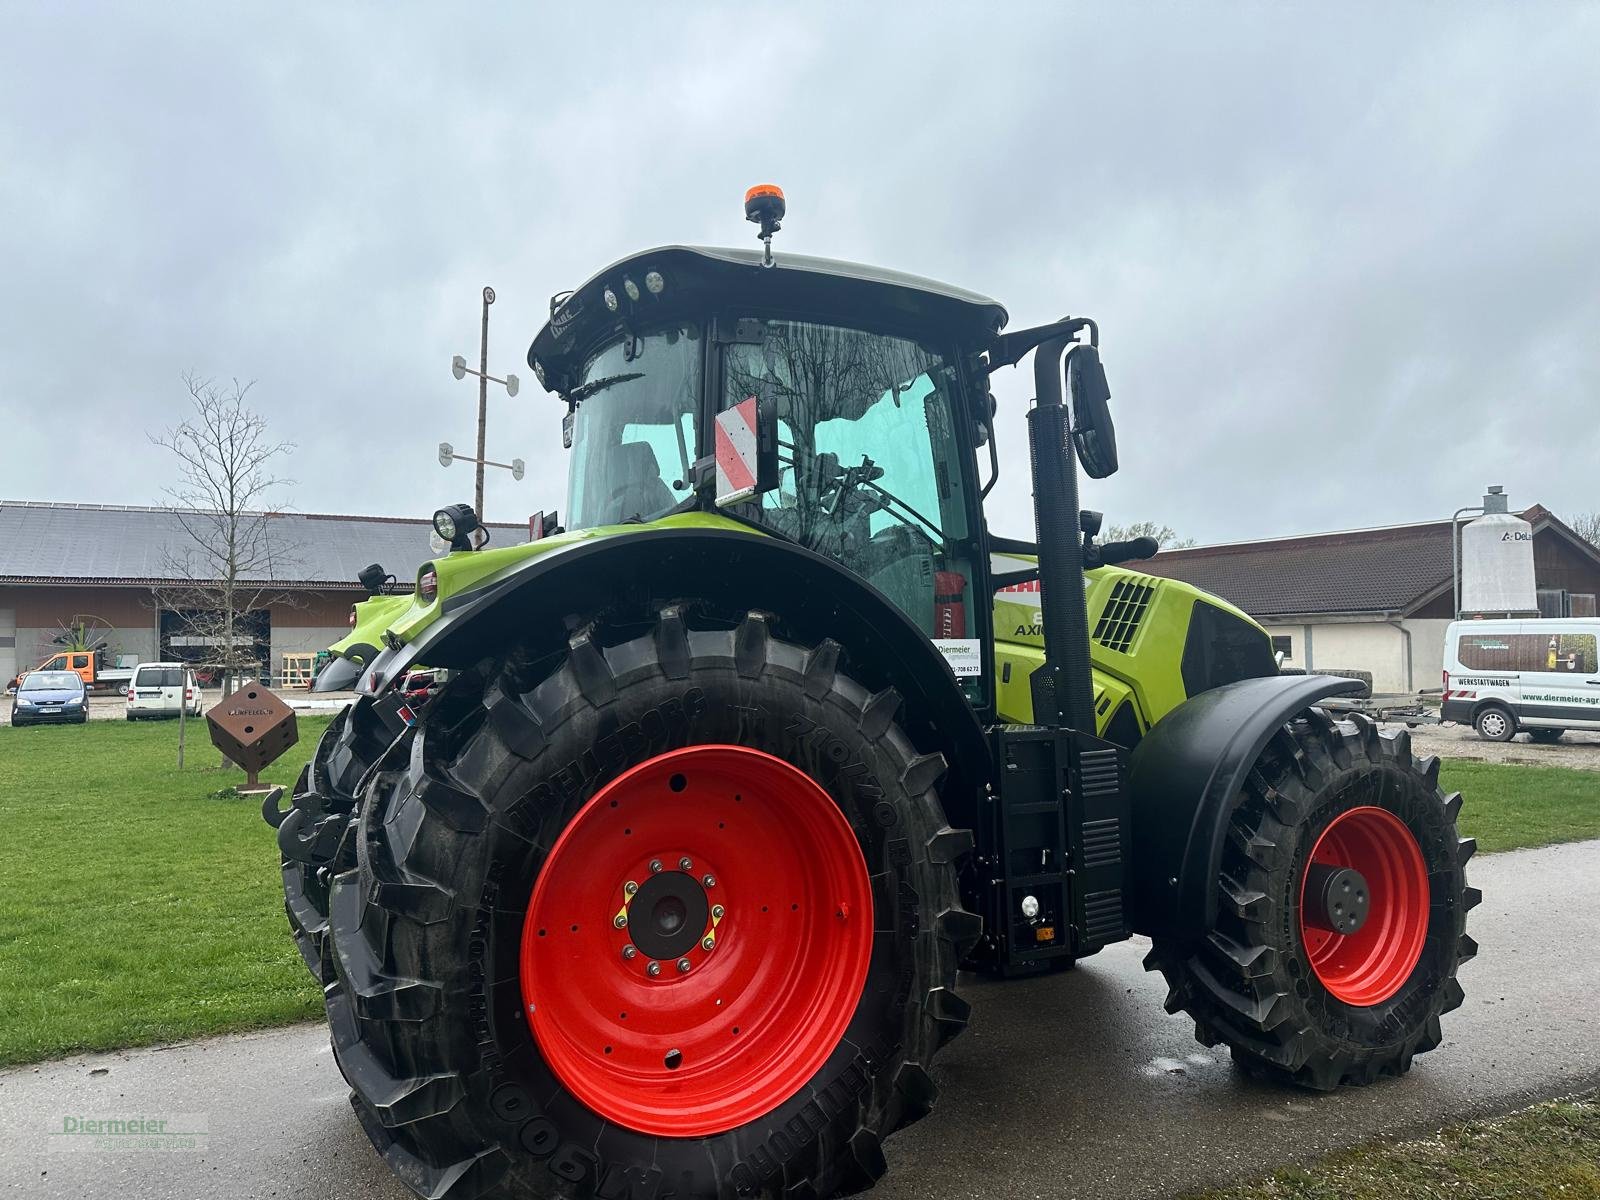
<box><xmin>1144</xmin><ymin>711</ymin><xmax>1478</xmax><ymax>1089</ymax></box>
<box><xmin>1474</xmin><ymin>705</ymin><xmax>1515</xmax><ymax>742</ymax></box>
<box><xmin>1528</xmin><ymin>728</ymin><xmax>1564</xmax><ymax>744</ymax></box>
<box><xmin>324</xmin><ymin>606</ymin><xmax>976</xmax><ymax>1200</ymax></box>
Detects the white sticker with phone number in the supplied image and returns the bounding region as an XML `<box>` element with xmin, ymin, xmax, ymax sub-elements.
<box><xmin>933</xmin><ymin>639</ymin><xmax>983</xmax><ymax>677</ymax></box>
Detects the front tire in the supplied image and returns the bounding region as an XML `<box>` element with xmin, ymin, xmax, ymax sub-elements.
<box><xmin>325</xmin><ymin>607</ymin><xmax>976</xmax><ymax>1200</ymax></box>
<box><xmin>1145</xmin><ymin>711</ymin><xmax>1478</xmax><ymax>1089</ymax></box>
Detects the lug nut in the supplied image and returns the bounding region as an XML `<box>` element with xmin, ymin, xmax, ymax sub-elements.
<box><xmin>624</xmin><ymin>881</ymin><xmax>638</xmax><ymax>896</ymax></box>
<box><xmin>711</xmin><ymin>904</ymin><xmax>725</xmax><ymax>919</ymax></box>
<box><xmin>679</xmin><ymin>856</ymin><xmax>693</xmax><ymax>871</ymax></box>
<box><xmin>703</xmin><ymin>875</ymin><xmax>717</xmax><ymax>889</ymax></box>
<box><xmin>677</xmin><ymin>958</ymin><xmax>692</xmax><ymax>973</ymax></box>
<box><xmin>702</xmin><ymin>935</ymin><xmax>715</xmax><ymax>951</ymax></box>
<box><xmin>649</xmin><ymin>859</ymin><xmax>663</xmax><ymax>874</ymax></box>
<box><xmin>647</xmin><ymin>961</ymin><xmax>661</xmax><ymax>977</ymax></box>
<box><xmin>622</xmin><ymin>945</ymin><xmax>637</xmax><ymax>960</ymax></box>
<box><xmin>613</xmin><ymin>913</ymin><xmax>628</xmax><ymax>928</ymax></box>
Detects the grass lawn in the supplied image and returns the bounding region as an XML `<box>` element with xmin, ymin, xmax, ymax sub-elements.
<box><xmin>1192</xmin><ymin>1092</ymin><xmax>1600</xmax><ymax>1198</ymax></box>
<box><xmin>1442</xmin><ymin>759</ymin><xmax>1600</xmax><ymax>853</ymax></box>
<box><xmin>0</xmin><ymin>718</ymin><xmax>1596</xmax><ymax>1070</ymax></box>
<box><xmin>0</xmin><ymin>714</ymin><xmax>330</xmax><ymax>1066</ymax></box>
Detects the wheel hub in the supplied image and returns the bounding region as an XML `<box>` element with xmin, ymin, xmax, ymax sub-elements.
<box><xmin>1301</xmin><ymin>863</ymin><xmax>1370</xmax><ymax>935</ymax></box>
<box><xmin>624</xmin><ymin>870</ymin><xmax>711</xmax><ymax>962</ymax></box>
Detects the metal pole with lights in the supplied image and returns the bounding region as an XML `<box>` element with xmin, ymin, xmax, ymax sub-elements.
<box><xmin>450</xmin><ymin>286</ymin><xmax>521</xmax><ymax>520</ymax></box>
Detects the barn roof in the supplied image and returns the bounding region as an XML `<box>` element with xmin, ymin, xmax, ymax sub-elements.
<box><xmin>1139</xmin><ymin>505</ymin><xmax>1600</xmax><ymax>618</ymax></box>
<box><xmin>0</xmin><ymin>501</ymin><xmax>527</xmax><ymax>590</ymax></box>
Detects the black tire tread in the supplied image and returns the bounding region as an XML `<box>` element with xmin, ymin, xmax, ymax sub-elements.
<box><xmin>1144</xmin><ymin>710</ymin><xmax>1474</xmax><ymax>1090</ymax></box>
<box><xmin>324</xmin><ymin>605</ymin><xmax>973</xmax><ymax>1199</ymax></box>
<box><xmin>278</xmin><ymin>699</ymin><xmax>399</xmax><ymax>982</ymax></box>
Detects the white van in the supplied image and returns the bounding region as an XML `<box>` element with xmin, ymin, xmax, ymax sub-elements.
<box><xmin>1442</xmin><ymin>619</ymin><xmax>1600</xmax><ymax>742</ymax></box>
<box><xmin>126</xmin><ymin>662</ymin><xmax>203</xmax><ymax>720</ymax></box>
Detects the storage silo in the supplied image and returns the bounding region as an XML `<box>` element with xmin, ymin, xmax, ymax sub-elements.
<box><xmin>1460</xmin><ymin>488</ymin><xmax>1537</xmax><ymax>616</ymax></box>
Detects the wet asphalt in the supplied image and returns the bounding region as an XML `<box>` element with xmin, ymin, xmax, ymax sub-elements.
<box><xmin>2</xmin><ymin>838</ymin><xmax>1596</xmax><ymax>1200</ymax></box>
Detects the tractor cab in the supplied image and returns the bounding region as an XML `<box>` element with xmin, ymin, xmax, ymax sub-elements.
<box><xmin>531</xmin><ymin>242</ymin><xmax>1008</xmax><ymax>675</ymax></box>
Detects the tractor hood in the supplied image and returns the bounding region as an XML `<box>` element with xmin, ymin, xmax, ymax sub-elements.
<box><xmin>528</xmin><ymin>245</ymin><xmax>1009</xmax><ymax>395</ymax></box>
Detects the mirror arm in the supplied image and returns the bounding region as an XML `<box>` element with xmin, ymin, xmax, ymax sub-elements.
<box><xmin>979</xmin><ymin>420</ymin><xmax>1000</xmax><ymax>499</ymax></box>
<box><xmin>986</xmin><ymin>316</ymin><xmax>1097</xmax><ymax>374</ymax></box>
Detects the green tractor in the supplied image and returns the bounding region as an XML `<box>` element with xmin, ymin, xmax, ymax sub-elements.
<box><xmin>271</xmin><ymin>188</ymin><xmax>1477</xmax><ymax>1200</ymax></box>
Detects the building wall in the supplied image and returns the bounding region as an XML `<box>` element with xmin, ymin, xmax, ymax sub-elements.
<box><xmin>1401</xmin><ymin>618</ymin><xmax>1452</xmax><ymax>692</ymax></box>
<box><xmin>1</xmin><ymin>583</ymin><xmax>365</xmax><ymax>684</ymax></box>
<box><xmin>268</xmin><ymin>592</ymin><xmax>358</xmax><ymax>685</ymax></box>
<box><xmin>1264</xmin><ymin>616</ymin><xmax>1452</xmax><ymax>694</ymax></box>
<box><xmin>3</xmin><ymin>583</ymin><xmax>161</xmax><ymax>672</ymax></box>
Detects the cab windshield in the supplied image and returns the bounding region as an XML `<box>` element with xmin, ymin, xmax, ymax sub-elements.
<box><xmin>566</xmin><ymin>324</ymin><xmax>700</xmax><ymax>528</ymax></box>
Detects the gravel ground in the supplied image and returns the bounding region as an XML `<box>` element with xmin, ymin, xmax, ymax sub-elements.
<box><xmin>1385</xmin><ymin>719</ymin><xmax>1600</xmax><ymax>771</ymax></box>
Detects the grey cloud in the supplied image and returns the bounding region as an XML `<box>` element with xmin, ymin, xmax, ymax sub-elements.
<box><xmin>2</xmin><ymin>4</ymin><xmax>1596</xmax><ymax>545</ymax></box>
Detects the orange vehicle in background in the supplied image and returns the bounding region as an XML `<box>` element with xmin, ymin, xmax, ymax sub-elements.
<box><xmin>5</xmin><ymin>648</ymin><xmax>139</xmax><ymax>694</ymax></box>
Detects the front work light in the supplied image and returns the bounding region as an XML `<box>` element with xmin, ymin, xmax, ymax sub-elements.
<box><xmin>644</xmin><ymin>270</ymin><xmax>665</xmax><ymax>295</ymax></box>
<box><xmin>433</xmin><ymin>503</ymin><xmax>481</xmax><ymax>550</ymax></box>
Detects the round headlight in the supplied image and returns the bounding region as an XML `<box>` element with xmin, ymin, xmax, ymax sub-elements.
<box><xmin>603</xmin><ymin>288</ymin><xmax>619</xmax><ymax>312</ymax></box>
<box><xmin>1020</xmin><ymin>895</ymin><xmax>1040</xmax><ymax>920</ymax></box>
<box><xmin>432</xmin><ymin>510</ymin><xmax>457</xmax><ymax>541</ymax></box>
<box><xmin>644</xmin><ymin>270</ymin><xmax>665</xmax><ymax>295</ymax></box>
<box><xmin>623</xmin><ymin>277</ymin><xmax>641</xmax><ymax>302</ymax></box>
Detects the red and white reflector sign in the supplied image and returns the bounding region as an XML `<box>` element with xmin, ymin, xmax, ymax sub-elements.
<box><xmin>715</xmin><ymin>396</ymin><xmax>761</xmax><ymax>507</ymax></box>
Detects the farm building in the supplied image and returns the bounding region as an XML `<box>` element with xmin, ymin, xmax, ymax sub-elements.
<box><xmin>1141</xmin><ymin>504</ymin><xmax>1600</xmax><ymax>694</ymax></box>
<box><xmin>0</xmin><ymin>501</ymin><xmax>527</xmax><ymax>687</ymax></box>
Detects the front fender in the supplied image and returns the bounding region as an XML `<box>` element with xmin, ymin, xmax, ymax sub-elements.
<box><xmin>1126</xmin><ymin>673</ymin><xmax>1364</xmax><ymax>943</ymax></box>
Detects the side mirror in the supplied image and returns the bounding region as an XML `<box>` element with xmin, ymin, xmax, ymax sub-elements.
<box><xmin>1068</xmin><ymin>345</ymin><xmax>1118</xmax><ymax>479</ymax></box>
<box><xmin>714</xmin><ymin>394</ymin><xmax>780</xmax><ymax>507</ymax></box>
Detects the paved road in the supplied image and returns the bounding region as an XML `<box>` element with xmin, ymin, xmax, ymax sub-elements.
<box><xmin>3</xmin><ymin>839</ymin><xmax>1596</xmax><ymax>1199</ymax></box>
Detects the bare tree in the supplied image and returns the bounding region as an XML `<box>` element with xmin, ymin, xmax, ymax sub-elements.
<box><xmin>150</xmin><ymin>375</ymin><xmax>298</xmax><ymax>700</ymax></box>
<box><xmin>1105</xmin><ymin>521</ymin><xmax>1197</xmax><ymax>549</ymax></box>
<box><xmin>1571</xmin><ymin>511</ymin><xmax>1600</xmax><ymax>548</ymax></box>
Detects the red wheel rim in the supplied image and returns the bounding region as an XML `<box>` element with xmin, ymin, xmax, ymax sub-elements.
<box><xmin>1298</xmin><ymin>806</ymin><xmax>1429</xmax><ymax>1006</ymax></box>
<box><xmin>520</xmin><ymin>745</ymin><xmax>873</xmax><ymax>1136</ymax></box>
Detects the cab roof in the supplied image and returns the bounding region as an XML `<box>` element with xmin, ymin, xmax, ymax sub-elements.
<box><xmin>528</xmin><ymin>245</ymin><xmax>1009</xmax><ymax>393</ymax></box>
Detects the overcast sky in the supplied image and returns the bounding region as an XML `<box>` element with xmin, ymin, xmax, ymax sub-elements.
<box><xmin>4</xmin><ymin>4</ymin><xmax>1597</xmax><ymax>545</ymax></box>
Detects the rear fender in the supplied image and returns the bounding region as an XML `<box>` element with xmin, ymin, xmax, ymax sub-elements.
<box><xmin>1126</xmin><ymin>674</ymin><xmax>1364</xmax><ymax>943</ymax></box>
<box><xmin>357</xmin><ymin>527</ymin><xmax>992</xmax><ymax>829</ymax></box>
